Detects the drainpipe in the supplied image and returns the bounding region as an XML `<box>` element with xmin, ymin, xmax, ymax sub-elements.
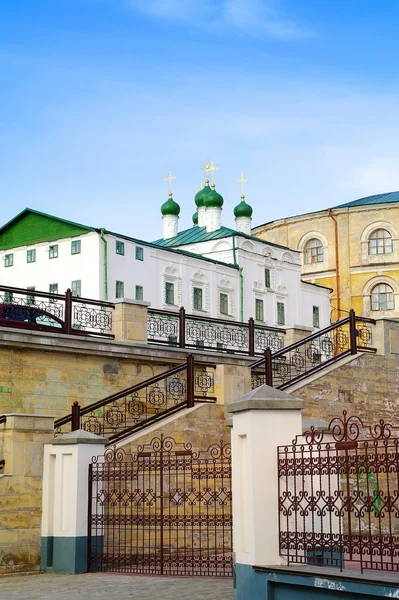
<box><xmin>232</xmin><ymin>235</ymin><xmax>244</xmax><ymax>322</ymax></box>
<box><xmin>99</xmin><ymin>228</ymin><xmax>108</xmax><ymax>301</ymax></box>
<box><xmin>328</xmin><ymin>208</ymin><xmax>340</xmax><ymax>319</ymax></box>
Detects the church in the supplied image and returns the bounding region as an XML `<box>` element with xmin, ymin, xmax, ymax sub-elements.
<box><xmin>0</xmin><ymin>162</ymin><xmax>330</xmax><ymax>331</ymax></box>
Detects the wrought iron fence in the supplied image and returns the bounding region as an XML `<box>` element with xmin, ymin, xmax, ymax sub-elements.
<box><xmin>0</xmin><ymin>285</ymin><xmax>114</xmax><ymax>338</ymax></box>
<box><xmin>278</xmin><ymin>411</ymin><xmax>399</xmax><ymax>573</ymax></box>
<box><xmin>147</xmin><ymin>307</ymin><xmax>285</xmax><ymax>356</ymax></box>
<box><xmin>54</xmin><ymin>356</ymin><xmax>216</xmax><ymax>444</ymax></box>
<box><xmin>251</xmin><ymin>311</ymin><xmax>376</xmax><ymax>390</ymax></box>
<box><xmin>88</xmin><ymin>435</ymin><xmax>232</xmax><ymax>576</ymax></box>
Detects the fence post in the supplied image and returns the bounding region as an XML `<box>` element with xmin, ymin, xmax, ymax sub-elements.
<box><xmin>187</xmin><ymin>353</ymin><xmax>194</xmax><ymax>408</ymax></box>
<box><xmin>179</xmin><ymin>306</ymin><xmax>186</xmax><ymax>348</ymax></box>
<box><xmin>248</xmin><ymin>317</ymin><xmax>255</xmax><ymax>356</ymax></box>
<box><xmin>64</xmin><ymin>288</ymin><xmax>73</xmax><ymax>334</ymax></box>
<box><xmin>71</xmin><ymin>401</ymin><xmax>81</xmax><ymax>431</ymax></box>
<box><xmin>349</xmin><ymin>309</ymin><xmax>357</xmax><ymax>355</ymax></box>
<box><xmin>265</xmin><ymin>348</ymin><xmax>273</xmax><ymax>386</ymax></box>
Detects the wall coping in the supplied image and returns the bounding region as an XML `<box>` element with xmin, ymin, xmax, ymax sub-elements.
<box><xmin>50</xmin><ymin>429</ymin><xmax>108</xmax><ymax>445</ymax></box>
<box><xmin>228</xmin><ymin>384</ymin><xmax>303</xmax><ymax>413</ymax></box>
<box><xmin>113</xmin><ymin>298</ymin><xmax>151</xmax><ymax>307</ymax></box>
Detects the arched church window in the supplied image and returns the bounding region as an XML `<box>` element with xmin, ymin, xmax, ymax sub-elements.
<box><xmin>304</xmin><ymin>238</ymin><xmax>323</xmax><ymax>264</ymax></box>
<box><xmin>371</xmin><ymin>283</ymin><xmax>394</xmax><ymax>311</ymax></box>
<box><xmin>368</xmin><ymin>229</ymin><xmax>392</xmax><ymax>255</ymax></box>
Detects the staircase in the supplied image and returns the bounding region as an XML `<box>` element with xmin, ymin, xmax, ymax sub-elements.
<box><xmin>250</xmin><ymin>310</ymin><xmax>376</xmax><ymax>390</ymax></box>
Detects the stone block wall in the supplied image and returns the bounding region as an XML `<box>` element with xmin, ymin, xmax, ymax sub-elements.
<box><xmin>0</xmin><ymin>414</ymin><xmax>54</xmax><ymax>574</ymax></box>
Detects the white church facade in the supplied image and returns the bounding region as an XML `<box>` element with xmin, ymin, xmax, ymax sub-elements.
<box><xmin>0</xmin><ymin>172</ymin><xmax>331</xmax><ymax>331</ymax></box>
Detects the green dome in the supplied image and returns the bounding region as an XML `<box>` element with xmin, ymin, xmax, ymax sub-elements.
<box><xmin>192</xmin><ymin>211</ymin><xmax>198</xmax><ymax>226</ymax></box>
<box><xmin>204</xmin><ymin>187</ymin><xmax>224</xmax><ymax>209</ymax></box>
<box><xmin>234</xmin><ymin>198</ymin><xmax>253</xmax><ymax>218</ymax></box>
<box><xmin>195</xmin><ymin>184</ymin><xmax>211</xmax><ymax>207</ymax></box>
<box><xmin>161</xmin><ymin>194</ymin><xmax>180</xmax><ymax>217</ymax></box>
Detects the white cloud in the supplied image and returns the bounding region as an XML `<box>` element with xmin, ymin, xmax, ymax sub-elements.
<box><xmin>125</xmin><ymin>0</ymin><xmax>313</xmax><ymax>40</ymax></box>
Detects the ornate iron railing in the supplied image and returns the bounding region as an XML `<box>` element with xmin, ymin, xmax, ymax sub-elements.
<box><xmin>88</xmin><ymin>435</ymin><xmax>232</xmax><ymax>576</ymax></box>
<box><xmin>54</xmin><ymin>355</ymin><xmax>216</xmax><ymax>444</ymax></box>
<box><xmin>279</xmin><ymin>411</ymin><xmax>399</xmax><ymax>573</ymax></box>
<box><xmin>0</xmin><ymin>285</ymin><xmax>114</xmax><ymax>338</ymax></box>
<box><xmin>250</xmin><ymin>311</ymin><xmax>376</xmax><ymax>390</ymax></box>
<box><xmin>148</xmin><ymin>307</ymin><xmax>285</xmax><ymax>356</ymax></box>
<box><xmin>0</xmin><ymin>415</ymin><xmax>6</xmax><ymax>475</ymax></box>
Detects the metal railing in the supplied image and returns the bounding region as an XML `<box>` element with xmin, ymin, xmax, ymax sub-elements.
<box><xmin>148</xmin><ymin>306</ymin><xmax>285</xmax><ymax>356</ymax></box>
<box><xmin>0</xmin><ymin>415</ymin><xmax>6</xmax><ymax>474</ymax></box>
<box><xmin>251</xmin><ymin>311</ymin><xmax>376</xmax><ymax>390</ymax></box>
<box><xmin>279</xmin><ymin>411</ymin><xmax>399</xmax><ymax>573</ymax></box>
<box><xmin>0</xmin><ymin>285</ymin><xmax>115</xmax><ymax>338</ymax></box>
<box><xmin>54</xmin><ymin>355</ymin><xmax>216</xmax><ymax>444</ymax></box>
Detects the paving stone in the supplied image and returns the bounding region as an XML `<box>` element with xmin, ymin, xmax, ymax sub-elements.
<box><xmin>0</xmin><ymin>573</ymin><xmax>234</xmax><ymax>600</ymax></box>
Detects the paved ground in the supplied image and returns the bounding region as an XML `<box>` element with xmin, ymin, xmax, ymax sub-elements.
<box><xmin>0</xmin><ymin>573</ymin><xmax>234</xmax><ymax>600</ymax></box>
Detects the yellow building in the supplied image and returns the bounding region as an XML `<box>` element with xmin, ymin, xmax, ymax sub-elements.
<box><xmin>252</xmin><ymin>191</ymin><xmax>399</xmax><ymax>321</ymax></box>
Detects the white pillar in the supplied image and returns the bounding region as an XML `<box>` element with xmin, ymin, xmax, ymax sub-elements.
<box><xmin>41</xmin><ymin>430</ymin><xmax>107</xmax><ymax>573</ymax></box>
<box><xmin>228</xmin><ymin>385</ymin><xmax>303</xmax><ymax>569</ymax></box>
<box><xmin>198</xmin><ymin>206</ymin><xmax>207</xmax><ymax>227</ymax></box>
<box><xmin>235</xmin><ymin>216</ymin><xmax>252</xmax><ymax>235</ymax></box>
<box><xmin>162</xmin><ymin>214</ymin><xmax>179</xmax><ymax>239</ymax></box>
<box><xmin>206</xmin><ymin>207</ymin><xmax>222</xmax><ymax>232</ymax></box>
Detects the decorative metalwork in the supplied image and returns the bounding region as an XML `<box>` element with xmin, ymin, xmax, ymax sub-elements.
<box><xmin>147</xmin><ymin>310</ymin><xmax>179</xmax><ymax>345</ymax></box>
<box><xmin>254</xmin><ymin>329</ymin><xmax>284</xmax><ymax>353</ymax></box>
<box><xmin>186</xmin><ymin>318</ymin><xmax>248</xmax><ymax>353</ymax></box>
<box><xmin>88</xmin><ymin>435</ymin><xmax>232</xmax><ymax>577</ymax></box>
<box><xmin>72</xmin><ymin>302</ymin><xmax>113</xmax><ymax>334</ymax></box>
<box><xmin>278</xmin><ymin>411</ymin><xmax>399</xmax><ymax>573</ymax></box>
<box><xmin>55</xmin><ymin>359</ymin><xmax>217</xmax><ymax>444</ymax></box>
<box><xmin>0</xmin><ymin>288</ymin><xmax>65</xmax><ymax>320</ymax></box>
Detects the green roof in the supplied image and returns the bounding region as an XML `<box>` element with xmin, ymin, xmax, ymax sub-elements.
<box><xmin>333</xmin><ymin>190</ymin><xmax>399</xmax><ymax>209</ymax></box>
<box><xmin>152</xmin><ymin>225</ymin><xmax>297</xmax><ymax>252</ymax></box>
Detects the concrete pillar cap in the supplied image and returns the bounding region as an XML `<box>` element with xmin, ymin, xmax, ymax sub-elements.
<box><xmin>50</xmin><ymin>429</ymin><xmax>108</xmax><ymax>445</ymax></box>
<box><xmin>228</xmin><ymin>384</ymin><xmax>303</xmax><ymax>414</ymax></box>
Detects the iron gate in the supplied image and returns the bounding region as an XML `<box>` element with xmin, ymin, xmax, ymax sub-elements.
<box><xmin>88</xmin><ymin>435</ymin><xmax>232</xmax><ymax>576</ymax></box>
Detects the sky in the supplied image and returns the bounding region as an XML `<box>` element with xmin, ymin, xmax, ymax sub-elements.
<box><xmin>2</xmin><ymin>0</ymin><xmax>399</xmax><ymax>240</ymax></box>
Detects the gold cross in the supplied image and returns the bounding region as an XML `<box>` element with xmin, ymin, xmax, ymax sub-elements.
<box><xmin>200</xmin><ymin>159</ymin><xmax>219</xmax><ymax>183</ymax></box>
<box><xmin>164</xmin><ymin>170</ymin><xmax>176</xmax><ymax>194</ymax></box>
<box><xmin>236</xmin><ymin>172</ymin><xmax>248</xmax><ymax>197</ymax></box>
<box><xmin>208</xmin><ymin>160</ymin><xmax>220</xmax><ymax>183</ymax></box>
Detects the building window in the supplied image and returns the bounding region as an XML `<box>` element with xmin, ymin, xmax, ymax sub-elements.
<box><xmin>4</xmin><ymin>254</ymin><xmax>13</xmax><ymax>267</ymax></box>
<box><xmin>313</xmin><ymin>306</ymin><xmax>320</xmax><ymax>328</ymax></box>
<box><xmin>193</xmin><ymin>287</ymin><xmax>203</xmax><ymax>311</ymax></box>
<box><xmin>255</xmin><ymin>298</ymin><xmax>264</xmax><ymax>322</ymax></box>
<box><xmin>71</xmin><ymin>280</ymin><xmax>81</xmax><ymax>297</ymax></box>
<box><xmin>49</xmin><ymin>245</ymin><xmax>58</xmax><ymax>259</ymax></box>
<box><xmin>116</xmin><ymin>241</ymin><xmax>124</xmax><ymax>255</ymax></box>
<box><xmin>26</xmin><ymin>286</ymin><xmax>35</xmax><ymax>305</ymax></box>
<box><xmin>277</xmin><ymin>302</ymin><xmax>285</xmax><ymax>325</ymax></box>
<box><xmin>71</xmin><ymin>240</ymin><xmax>81</xmax><ymax>255</ymax></box>
<box><xmin>27</xmin><ymin>249</ymin><xmax>36</xmax><ymax>263</ymax></box>
<box><xmin>304</xmin><ymin>239</ymin><xmax>323</xmax><ymax>264</ymax></box>
<box><xmin>49</xmin><ymin>283</ymin><xmax>58</xmax><ymax>301</ymax></box>
<box><xmin>116</xmin><ymin>281</ymin><xmax>124</xmax><ymax>299</ymax></box>
<box><xmin>220</xmin><ymin>293</ymin><xmax>229</xmax><ymax>316</ymax></box>
<box><xmin>135</xmin><ymin>285</ymin><xmax>143</xmax><ymax>301</ymax></box>
<box><xmin>135</xmin><ymin>246</ymin><xmax>144</xmax><ymax>261</ymax></box>
<box><xmin>368</xmin><ymin>229</ymin><xmax>392</xmax><ymax>255</ymax></box>
<box><xmin>371</xmin><ymin>283</ymin><xmax>394</xmax><ymax>311</ymax></box>
<box><xmin>165</xmin><ymin>282</ymin><xmax>175</xmax><ymax>305</ymax></box>
<box><xmin>265</xmin><ymin>268</ymin><xmax>271</xmax><ymax>289</ymax></box>
<box><xmin>4</xmin><ymin>291</ymin><xmax>13</xmax><ymax>303</ymax></box>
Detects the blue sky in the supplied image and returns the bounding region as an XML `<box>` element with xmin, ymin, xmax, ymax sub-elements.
<box><xmin>2</xmin><ymin>0</ymin><xmax>399</xmax><ymax>239</ymax></box>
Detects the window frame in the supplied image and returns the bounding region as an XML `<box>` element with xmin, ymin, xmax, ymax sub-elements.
<box><xmin>265</xmin><ymin>268</ymin><xmax>271</xmax><ymax>289</ymax></box>
<box><xmin>115</xmin><ymin>280</ymin><xmax>125</xmax><ymax>299</ymax></box>
<box><xmin>165</xmin><ymin>281</ymin><xmax>175</xmax><ymax>305</ymax></box>
<box><xmin>71</xmin><ymin>240</ymin><xmax>81</xmax><ymax>255</ymax></box>
<box><xmin>304</xmin><ymin>239</ymin><xmax>323</xmax><ymax>264</ymax></box>
<box><xmin>135</xmin><ymin>285</ymin><xmax>143</xmax><ymax>301</ymax></box>
<box><xmin>71</xmin><ymin>280</ymin><xmax>81</xmax><ymax>298</ymax></box>
<box><xmin>193</xmin><ymin>287</ymin><xmax>203</xmax><ymax>311</ymax></box>
<box><xmin>277</xmin><ymin>301</ymin><xmax>285</xmax><ymax>325</ymax></box>
<box><xmin>116</xmin><ymin>241</ymin><xmax>125</xmax><ymax>256</ymax></box>
<box><xmin>135</xmin><ymin>246</ymin><xmax>144</xmax><ymax>261</ymax></box>
<box><xmin>220</xmin><ymin>292</ymin><xmax>229</xmax><ymax>316</ymax></box>
<box><xmin>368</xmin><ymin>229</ymin><xmax>393</xmax><ymax>256</ymax></box>
<box><xmin>27</xmin><ymin>249</ymin><xmax>36</xmax><ymax>263</ymax></box>
<box><xmin>4</xmin><ymin>254</ymin><xmax>13</xmax><ymax>267</ymax></box>
<box><xmin>313</xmin><ymin>305</ymin><xmax>320</xmax><ymax>328</ymax></box>
<box><xmin>49</xmin><ymin>245</ymin><xmax>58</xmax><ymax>259</ymax></box>
<box><xmin>255</xmin><ymin>298</ymin><xmax>264</xmax><ymax>322</ymax></box>
<box><xmin>370</xmin><ymin>283</ymin><xmax>394</xmax><ymax>311</ymax></box>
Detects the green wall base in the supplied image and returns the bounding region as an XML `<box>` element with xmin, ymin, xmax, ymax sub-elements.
<box><xmin>41</xmin><ymin>536</ymin><xmax>88</xmax><ymax>574</ymax></box>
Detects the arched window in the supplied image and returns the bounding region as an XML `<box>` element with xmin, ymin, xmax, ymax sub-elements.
<box><xmin>304</xmin><ymin>238</ymin><xmax>323</xmax><ymax>264</ymax></box>
<box><xmin>369</xmin><ymin>229</ymin><xmax>392</xmax><ymax>255</ymax></box>
<box><xmin>371</xmin><ymin>283</ymin><xmax>394</xmax><ymax>311</ymax></box>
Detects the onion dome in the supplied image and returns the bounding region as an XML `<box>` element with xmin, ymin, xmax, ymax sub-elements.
<box><xmin>161</xmin><ymin>192</ymin><xmax>180</xmax><ymax>216</ymax></box>
<box><xmin>234</xmin><ymin>196</ymin><xmax>253</xmax><ymax>218</ymax></box>
<box><xmin>192</xmin><ymin>211</ymin><xmax>199</xmax><ymax>226</ymax></box>
<box><xmin>195</xmin><ymin>180</ymin><xmax>212</xmax><ymax>208</ymax></box>
<box><xmin>204</xmin><ymin>183</ymin><xmax>224</xmax><ymax>209</ymax></box>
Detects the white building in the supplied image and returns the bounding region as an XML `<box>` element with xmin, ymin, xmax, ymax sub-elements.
<box><xmin>0</xmin><ymin>180</ymin><xmax>331</xmax><ymax>330</ymax></box>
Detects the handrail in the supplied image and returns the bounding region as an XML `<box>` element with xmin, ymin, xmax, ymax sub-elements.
<box><xmin>0</xmin><ymin>415</ymin><xmax>6</xmax><ymax>425</ymax></box>
<box><xmin>250</xmin><ymin>316</ymin><xmax>350</xmax><ymax>369</ymax></box>
<box><xmin>0</xmin><ymin>284</ymin><xmax>115</xmax><ymax>308</ymax></box>
<box><xmin>54</xmin><ymin>362</ymin><xmax>187</xmax><ymax>429</ymax></box>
